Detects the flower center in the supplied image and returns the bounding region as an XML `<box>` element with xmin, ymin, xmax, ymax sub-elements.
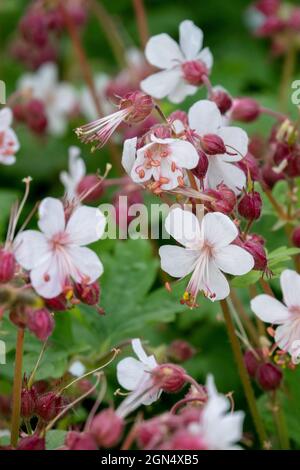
<box><xmin>181</xmin><ymin>60</ymin><xmax>208</xmax><ymax>86</ymax></box>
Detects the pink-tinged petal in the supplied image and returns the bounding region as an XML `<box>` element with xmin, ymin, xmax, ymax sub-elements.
<box><xmin>205</xmin><ymin>261</ymin><xmax>230</xmax><ymax>301</ymax></box>
<box><xmin>218</xmin><ymin>127</ymin><xmax>248</xmax><ymax>162</ymax></box>
<box><xmin>38</xmin><ymin>198</ymin><xmax>66</xmax><ymax>237</ymax></box>
<box><xmin>179</xmin><ymin>20</ymin><xmax>203</xmax><ymax>60</ymax></box>
<box><xmin>144</xmin><ymin>33</ymin><xmax>183</xmax><ymax>68</ymax></box>
<box><xmin>188</xmin><ymin>100</ymin><xmax>221</xmax><ymax>135</ymax></box>
<box><xmin>122</xmin><ymin>137</ymin><xmax>137</xmax><ymax>175</ymax></box>
<box><xmin>197</xmin><ymin>47</ymin><xmax>213</xmax><ymax>69</ymax></box>
<box><xmin>203</xmin><ymin>212</ymin><xmax>238</xmax><ymax>248</ymax></box>
<box><xmin>275</xmin><ymin>319</ymin><xmax>300</xmax><ymax>353</ymax></box>
<box><xmin>5</xmin><ymin>128</ymin><xmax>20</xmax><ymax>152</ymax></box>
<box><xmin>30</xmin><ymin>254</ymin><xmax>63</xmax><ymax>298</ymax></box>
<box><xmin>169</xmin><ymin>140</ymin><xmax>199</xmax><ymax>169</ymax></box>
<box><xmin>66</xmin><ymin>206</ymin><xmax>106</xmax><ymax>245</ymax></box>
<box><xmin>206</xmin><ymin>159</ymin><xmax>246</xmax><ymax>194</ymax></box>
<box><xmin>250</xmin><ymin>295</ymin><xmax>290</xmax><ymax>324</ymax></box>
<box><xmin>66</xmin><ymin>246</ymin><xmax>104</xmax><ymax>283</ymax></box>
<box><xmin>214</xmin><ymin>245</ymin><xmax>254</xmax><ymax>275</ymax></box>
<box><xmin>140</xmin><ymin>69</ymin><xmax>181</xmax><ymax>100</ymax></box>
<box><xmin>159</xmin><ymin>245</ymin><xmax>199</xmax><ymax>278</ymax></box>
<box><xmin>280</xmin><ymin>269</ymin><xmax>300</xmax><ymax>308</ymax></box>
<box><xmin>165</xmin><ymin>207</ymin><xmax>201</xmax><ymax>247</ymax></box>
<box><xmin>0</xmin><ymin>108</ymin><xmax>13</xmax><ymax>129</ymax></box>
<box><xmin>168</xmin><ymin>80</ymin><xmax>198</xmax><ymax>104</ymax></box>
<box><xmin>14</xmin><ymin>230</ymin><xmax>50</xmax><ymax>270</ymax></box>
<box><xmin>117</xmin><ymin>357</ymin><xmax>148</xmax><ymax>391</ymax></box>
<box><xmin>0</xmin><ymin>155</ymin><xmax>16</xmax><ymax>165</ymax></box>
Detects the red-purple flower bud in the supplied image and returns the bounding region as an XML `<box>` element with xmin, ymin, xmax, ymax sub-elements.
<box><xmin>21</xmin><ymin>386</ymin><xmax>37</xmax><ymax>419</ymax></box>
<box><xmin>238</xmin><ymin>191</ymin><xmax>262</xmax><ymax>220</ymax></box>
<box><xmin>12</xmin><ymin>102</ymin><xmax>26</xmax><ymax>122</ymax></box>
<box><xmin>65</xmin><ymin>431</ymin><xmax>98</xmax><ymax>450</ymax></box>
<box><xmin>168</xmin><ymin>110</ymin><xmax>188</xmax><ymax>128</ymax></box>
<box><xmin>19</xmin><ymin>12</ymin><xmax>48</xmax><ymax>47</ymax></box>
<box><xmin>74</xmin><ymin>281</ymin><xmax>100</xmax><ymax>306</ymax></box>
<box><xmin>211</xmin><ymin>89</ymin><xmax>232</xmax><ymax>114</ymax></box>
<box><xmin>244</xmin><ymin>350</ymin><xmax>261</xmax><ymax>378</ymax></box>
<box><xmin>256</xmin><ymin>16</ymin><xmax>285</xmax><ymax>36</ymax></box>
<box><xmin>256</xmin><ymin>363</ymin><xmax>282</xmax><ymax>391</ymax></box>
<box><xmin>9</xmin><ymin>307</ymin><xmax>28</xmax><ymax>329</ymax></box>
<box><xmin>231</xmin><ymin>98</ymin><xmax>261</xmax><ymax>123</ymax></box>
<box><xmin>90</xmin><ymin>408</ymin><xmax>124</xmax><ymax>448</ymax></box>
<box><xmin>181</xmin><ymin>60</ymin><xmax>208</xmax><ymax>86</ymax></box>
<box><xmin>120</xmin><ymin>91</ymin><xmax>154</xmax><ymax>124</ymax></box>
<box><xmin>46</xmin><ymin>294</ymin><xmax>68</xmax><ymax>311</ymax></box>
<box><xmin>261</xmin><ymin>164</ymin><xmax>284</xmax><ymax>188</ymax></box>
<box><xmin>76</xmin><ymin>175</ymin><xmax>104</xmax><ymax>203</ymax></box>
<box><xmin>255</xmin><ymin>0</ymin><xmax>280</xmax><ymax>16</ymax></box>
<box><xmin>205</xmin><ymin>184</ymin><xmax>236</xmax><ymax>215</ymax></box>
<box><xmin>152</xmin><ymin>364</ymin><xmax>186</xmax><ymax>393</ymax></box>
<box><xmin>25</xmin><ymin>99</ymin><xmax>48</xmax><ymax>134</ymax></box>
<box><xmin>292</xmin><ymin>227</ymin><xmax>300</xmax><ymax>248</ymax></box>
<box><xmin>191</xmin><ymin>150</ymin><xmax>209</xmax><ymax>179</ymax></box>
<box><xmin>164</xmin><ymin>431</ymin><xmax>207</xmax><ymax>450</ymax></box>
<box><xmin>27</xmin><ymin>308</ymin><xmax>54</xmax><ymax>341</ymax></box>
<box><xmin>17</xmin><ymin>435</ymin><xmax>45</xmax><ymax>450</ymax></box>
<box><xmin>243</xmin><ymin>240</ymin><xmax>268</xmax><ymax>271</ymax></box>
<box><xmin>200</xmin><ymin>134</ymin><xmax>227</xmax><ymax>155</ymax></box>
<box><xmin>0</xmin><ymin>248</ymin><xmax>15</xmax><ymax>283</ymax></box>
<box><xmin>236</xmin><ymin>152</ymin><xmax>260</xmax><ymax>181</ymax></box>
<box><xmin>137</xmin><ymin>418</ymin><xmax>166</xmax><ymax>449</ymax></box>
<box><xmin>167</xmin><ymin>340</ymin><xmax>196</xmax><ymax>363</ymax></box>
<box><xmin>36</xmin><ymin>392</ymin><xmax>63</xmax><ymax>422</ymax></box>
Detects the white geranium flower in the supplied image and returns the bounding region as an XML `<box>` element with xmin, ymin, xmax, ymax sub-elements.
<box><xmin>141</xmin><ymin>20</ymin><xmax>213</xmax><ymax>103</ymax></box>
<box><xmin>188</xmin><ymin>375</ymin><xmax>244</xmax><ymax>450</ymax></box>
<box><xmin>14</xmin><ymin>197</ymin><xmax>105</xmax><ymax>299</ymax></box>
<box><xmin>0</xmin><ymin>107</ymin><xmax>20</xmax><ymax>165</ymax></box>
<box><xmin>60</xmin><ymin>146</ymin><xmax>86</xmax><ymax>201</ymax></box>
<box><xmin>18</xmin><ymin>63</ymin><xmax>77</xmax><ymax>136</ymax></box>
<box><xmin>121</xmin><ymin>135</ymin><xmax>199</xmax><ymax>191</ymax></box>
<box><xmin>69</xmin><ymin>360</ymin><xmax>86</xmax><ymax>377</ymax></box>
<box><xmin>116</xmin><ymin>339</ymin><xmax>161</xmax><ymax>418</ymax></box>
<box><xmin>251</xmin><ymin>269</ymin><xmax>300</xmax><ymax>355</ymax></box>
<box><xmin>159</xmin><ymin>208</ymin><xmax>254</xmax><ymax>303</ymax></box>
<box><xmin>188</xmin><ymin>100</ymin><xmax>248</xmax><ymax>194</ymax></box>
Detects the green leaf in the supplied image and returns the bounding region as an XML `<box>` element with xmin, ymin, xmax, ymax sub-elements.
<box><xmin>46</xmin><ymin>430</ymin><xmax>67</xmax><ymax>450</ymax></box>
<box><xmin>231</xmin><ymin>270</ymin><xmax>261</xmax><ymax>288</ymax></box>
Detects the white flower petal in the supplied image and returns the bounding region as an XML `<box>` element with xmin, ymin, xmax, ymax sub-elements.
<box><xmin>179</xmin><ymin>20</ymin><xmax>203</xmax><ymax>60</ymax></box>
<box><xmin>122</xmin><ymin>137</ymin><xmax>137</xmax><ymax>175</ymax></box>
<box><xmin>66</xmin><ymin>246</ymin><xmax>104</xmax><ymax>283</ymax></box>
<box><xmin>206</xmin><ymin>159</ymin><xmax>246</xmax><ymax>194</ymax></box>
<box><xmin>214</xmin><ymin>245</ymin><xmax>254</xmax><ymax>276</ymax></box>
<box><xmin>218</xmin><ymin>127</ymin><xmax>248</xmax><ymax>162</ymax></box>
<box><xmin>169</xmin><ymin>140</ymin><xmax>199</xmax><ymax>169</ymax></box>
<box><xmin>140</xmin><ymin>69</ymin><xmax>180</xmax><ymax>100</ymax></box>
<box><xmin>66</xmin><ymin>206</ymin><xmax>106</xmax><ymax>245</ymax></box>
<box><xmin>38</xmin><ymin>198</ymin><xmax>66</xmax><ymax>237</ymax></box>
<box><xmin>159</xmin><ymin>245</ymin><xmax>199</xmax><ymax>278</ymax></box>
<box><xmin>203</xmin><ymin>212</ymin><xmax>238</xmax><ymax>248</ymax></box>
<box><xmin>280</xmin><ymin>269</ymin><xmax>300</xmax><ymax>308</ymax></box>
<box><xmin>30</xmin><ymin>255</ymin><xmax>63</xmax><ymax>298</ymax></box>
<box><xmin>0</xmin><ymin>108</ymin><xmax>13</xmax><ymax>129</ymax></box>
<box><xmin>275</xmin><ymin>319</ymin><xmax>300</xmax><ymax>353</ymax></box>
<box><xmin>197</xmin><ymin>47</ymin><xmax>214</xmax><ymax>69</ymax></box>
<box><xmin>188</xmin><ymin>100</ymin><xmax>221</xmax><ymax>135</ymax></box>
<box><xmin>168</xmin><ymin>80</ymin><xmax>197</xmax><ymax>104</ymax></box>
<box><xmin>144</xmin><ymin>33</ymin><xmax>184</xmax><ymax>68</ymax></box>
<box><xmin>132</xmin><ymin>339</ymin><xmax>149</xmax><ymax>363</ymax></box>
<box><xmin>205</xmin><ymin>261</ymin><xmax>230</xmax><ymax>301</ymax></box>
<box><xmin>117</xmin><ymin>357</ymin><xmax>148</xmax><ymax>391</ymax></box>
<box><xmin>14</xmin><ymin>230</ymin><xmax>50</xmax><ymax>270</ymax></box>
<box><xmin>165</xmin><ymin>207</ymin><xmax>201</xmax><ymax>247</ymax></box>
<box><xmin>0</xmin><ymin>155</ymin><xmax>16</xmax><ymax>166</ymax></box>
<box><xmin>250</xmin><ymin>295</ymin><xmax>290</xmax><ymax>324</ymax></box>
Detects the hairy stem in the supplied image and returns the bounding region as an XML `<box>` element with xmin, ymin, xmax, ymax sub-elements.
<box><xmin>10</xmin><ymin>328</ymin><xmax>25</xmax><ymax>447</ymax></box>
<box><xmin>132</xmin><ymin>0</ymin><xmax>149</xmax><ymax>49</ymax></box>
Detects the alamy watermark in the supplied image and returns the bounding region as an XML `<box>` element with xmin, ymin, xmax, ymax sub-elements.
<box><xmin>0</xmin><ymin>80</ymin><xmax>5</xmax><ymax>104</ymax></box>
<box><xmin>0</xmin><ymin>340</ymin><xmax>6</xmax><ymax>364</ymax></box>
<box><xmin>291</xmin><ymin>80</ymin><xmax>300</xmax><ymax>105</ymax></box>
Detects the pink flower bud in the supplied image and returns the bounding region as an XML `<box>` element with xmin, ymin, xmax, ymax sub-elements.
<box><xmin>74</xmin><ymin>281</ymin><xmax>100</xmax><ymax>306</ymax></box>
<box><xmin>36</xmin><ymin>392</ymin><xmax>63</xmax><ymax>422</ymax></box>
<box><xmin>243</xmin><ymin>239</ymin><xmax>267</xmax><ymax>271</ymax></box>
<box><xmin>137</xmin><ymin>418</ymin><xmax>166</xmax><ymax>449</ymax></box>
<box><xmin>25</xmin><ymin>99</ymin><xmax>48</xmax><ymax>134</ymax></box>
<box><xmin>120</xmin><ymin>91</ymin><xmax>154</xmax><ymax>124</ymax></box>
<box><xmin>255</xmin><ymin>0</ymin><xmax>280</xmax><ymax>16</ymax></box>
<box><xmin>90</xmin><ymin>408</ymin><xmax>124</xmax><ymax>448</ymax></box>
<box><xmin>12</xmin><ymin>102</ymin><xmax>26</xmax><ymax>122</ymax></box>
<box><xmin>181</xmin><ymin>60</ymin><xmax>209</xmax><ymax>86</ymax></box>
<box><xmin>231</xmin><ymin>98</ymin><xmax>261</xmax><ymax>122</ymax></box>
<box><xmin>200</xmin><ymin>134</ymin><xmax>227</xmax><ymax>155</ymax></box>
<box><xmin>244</xmin><ymin>350</ymin><xmax>261</xmax><ymax>378</ymax></box>
<box><xmin>204</xmin><ymin>184</ymin><xmax>236</xmax><ymax>215</ymax></box>
<box><xmin>167</xmin><ymin>340</ymin><xmax>196</xmax><ymax>363</ymax></box>
<box><xmin>46</xmin><ymin>294</ymin><xmax>68</xmax><ymax>311</ymax></box>
<box><xmin>19</xmin><ymin>12</ymin><xmax>48</xmax><ymax>47</ymax></box>
<box><xmin>17</xmin><ymin>435</ymin><xmax>45</xmax><ymax>450</ymax></box>
<box><xmin>210</xmin><ymin>89</ymin><xmax>232</xmax><ymax>114</ymax></box>
<box><xmin>65</xmin><ymin>431</ymin><xmax>98</xmax><ymax>450</ymax></box>
<box><xmin>27</xmin><ymin>308</ymin><xmax>54</xmax><ymax>341</ymax></box>
<box><xmin>152</xmin><ymin>364</ymin><xmax>187</xmax><ymax>393</ymax></box>
<box><xmin>256</xmin><ymin>363</ymin><xmax>282</xmax><ymax>391</ymax></box>
<box><xmin>238</xmin><ymin>191</ymin><xmax>262</xmax><ymax>220</ymax></box>
<box><xmin>257</xmin><ymin>16</ymin><xmax>285</xmax><ymax>36</ymax></box>
<box><xmin>261</xmin><ymin>164</ymin><xmax>284</xmax><ymax>188</ymax></box>
<box><xmin>191</xmin><ymin>150</ymin><xmax>209</xmax><ymax>179</ymax></box>
<box><xmin>76</xmin><ymin>175</ymin><xmax>104</xmax><ymax>203</ymax></box>
<box><xmin>163</xmin><ymin>431</ymin><xmax>207</xmax><ymax>450</ymax></box>
<box><xmin>168</xmin><ymin>110</ymin><xmax>189</xmax><ymax>128</ymax></box>
<box><xmin>21</xmin><ymin>386</ymin><xmax>37</xmax><ymax>418</ymax></box>
<box><xmin>236</xmin><ymin>152</ymin><xmax>261</xmax><ymax>181</ymax></box>
<box><xmin>292</xmin><ymin>227</ymin><xmax>300</xmax><ymax>248</ymax></box>
<box><xmin>0</xmin><ymin>248</ymin><xmax>15</xmax><ymax>283</ymax></box>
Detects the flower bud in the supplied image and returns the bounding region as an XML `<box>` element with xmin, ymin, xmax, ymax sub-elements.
<box><xmin>210</xmin><ymin>88</ymin><xmax>232</xmax><ymax>114</ymax></box>
<box><xmin>17</xmin><ymin>435</ymin><xmax>45</xmax><ymax>450</ymax></box>
<box><xmin>90</xmin><ymin>408</ymin><xmax>124</xmax><ymax>448</ymax></box>
<box><xmin>36</xmin><ymin>392</ymin><xmax>63</xmax><ymax>422</ymax></box>
<box><xmin>244</xmin><ymin>350</ymin><xmax>261</xmax><ymax>377</ymax></box>
<box><xmin>204</xmin><ymin>183</ymin><xmax>236</xmax><ymax>215</ymax></box>
<box><xmin>255</xmin><ymin>0</ymin><xmax>280</xmax><ymax>16</ymax></box>
<box><xmin>76</xmin><ymin>175</ymin><xmax>104</xmax><ymax>203</ymax></box>
<box><xmin>152</xmin><ymin>364</ymin><xmax>186</xmax><ymax>393</ymax></box>
<box><xmin>236</xmin><ymin>152</ymin><xmax>260</xmax><ymax>181</ymax></box>
<box><xmin>191</xmin><ymin>150</ymin><xmax>209</xmax><ymax>179</ymax></box>
<box><xmin>238</xmin><ymin>191</ymin><xmax>262</xmax><ymax>220</ymax></box>
<box><xmin>243</xmin><ymin>240</ymin><xmax>268</xmax><ymax>271</ymax></box>
<box><xmin>167</xmin><ymin>340</ymin><xmax>195</xmax><ymax>363</ymax></box>
<box><xmin>292</xmin><ymin>227</ymin><xmax>300</xmax><ymax>248</ymax></box>
<box><xmin>46</xmin><ymin>294</ymin><xmax>68</xmax><ymax>311</ymax></box>
<box><xmin>164</xmin><ymin>431</ymin><xmax>206</xmax><ymax>450</ymax></box>
<box><xmin>120</xmin><ymin>91</ymin><xmax>154</xmax><ymax>124</ymax></box>
<box><xmin>9</xmin><ymin>307</ymin><xmax>28</xmax><ymax>329</ymax></box>
<box><xmin>181</xmin><ymin>60</ymin><xmax>208</xmax><ymax>86</ymax></box>
<box><xmin>256</xmin><ymin>363</ymin><xmax>282</xmax><ymax>391</ymax></box>
<box><xmin>231</xmin><ymin>98</ymin><xmax>261</xmax><ymax>123</ymax></box>
<box><xmin>65</xmin><ymin>431</ymin><xmax>97</xmax><ymax>450</ymax></box>
<box><xmin>74</xmin><ymin>281</ymin><xmax>100</xmax><ymax>306</ymax></box>
<box><xmin>21</xmin><ymin>386</ymin><xmax>37</xmax><ymax>419</ymax></box>
<box><xmin>19</xmin><ymin>12</ymin><xmax>48</xmax><ymax>47</ymax></box>
<box><xmin>137</xmin><ymin>418</ymin><xmax>166</xmax><ymax>449</ymax></box>
<box><xmin>27</xmin><ymin>308</ymin><xmax>54</xmax><ymax>341</ymax></box>
<box><xmin>168</xmin><ymin>110</ymin><xmax>188</xmax><ymax>128</ymax></box>
<box><xmin>0</xmin><ymin>248</ymin><xmax>16</xmax><ymax>283</ymax></box>
<box><xmin>12</xmin><ymin>102</ymin><xmax>26</xmax><ymax>122</ymax></box>
<box><xmin>200</xmin><ymin>134</ymin><xmax>227</xmax><ymax>155</ymax></box>
<box><xmin>261</xmin><ymin>164</ymin><xmax>284</xmax><ymax>188</ymax></box>
<box><xmin>25</xmin><ymin>99</ymin><xmax>48</xmax><ymax>134</ymax></box>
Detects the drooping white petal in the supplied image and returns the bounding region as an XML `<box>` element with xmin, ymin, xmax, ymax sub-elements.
<box><xmin>66</xmin><ymin>246</ymin><xmax>104</xmax><ymax>283</ymax></box>
<box><xmin>30</xmin><ymin>254</ymin><xmax>63</xmax><ymax>298</ymax></box>
<box><xmin>206</xmin><ymin>159</ymin><xmax>246</xmax><ymax>194</ymax></box>
<box><xmin>205</xmin><ymin>261</ymin><xmax>230</xmax><ymax>301</ymax></box>
<box><xmin>122</xmin><ymin>137</ymin><xmax>137</xmax><ymax>175</ymax></box>
<box><xmin>117</xmin><ymin>357</ymin><xmax>149</xmax><ymax>391</ymax></box>
<box><xmin>165</xmin><ymin>207</ymin><xmax>202</xmax><ymax>247</ymax></box>
<box><xmin>132</xmin><ymin>339</ymin><xmax>149</xmax><ymax>364</ymax></box>
<box><xmin>144</xmin><ymin>33</ymin><xmax>184</xmax><ymax>69</ymax></box>
<box><xmin>197</xmin><ymin>47</ymin><xmax>214</xmax><ymax>70</ymax></box>
<box><xmin>202</xmin><ymin>212</ymin><xmax>238</xmax><ymax>248</ymax></box>
<box><xmin>38</xmin><ymin>198</ymin><xmax>66</xmax><ymax>237</ymax></box>
<box><xmin>140</xmin><ymin>69</ymin><xmax>181</xmax><ymax>100</ymax></box>
<box><xmin>188</xmin><ymin>100</ymin><xmax>221</xmax><ymax>135</ymax></box>
<box><xmin>214</xmin><ymin>245</ymin><xmax>254</xmax><ymax>276</ymax></box>
<box><xmin>14</xmin><ymin>230</ymin><xmax>50</xmax><ymax>270</ymax></box>
<box><xmin>179</xmin><ymin>20</ymin><xmax>203</xmax><ymax>60</ymax></box>
<box><xmin>280</xmin><ymin>269</ymin><xmax>300</xmax><ymax>308</ymax></box>
<box><xmin>0</xmin><ymin>108</ymin><xmax>13</xmax><ymax>129</ymax></box>
<box><xmin>66</xmin><ymin>206</ymin><xmax>106</xmax><ymax>245</ymax></box>
<box><xmin>159</xmin><ymin>245</ymin><xmax>199</xmax><ymax>278</ymax></box>
<box><xmin>217</xmin><ymin>127</ymin><xmax>248</xmax><ymax>162</ymax></box>
<box><xmin>250</xmin><ymin>295</ymin><xmax>291</xmax><ymax>324</ymax></box>
<box><xmin>169</xmin><ymin>140</ymin><xmax>199</xmax><ymax>169</ymax></box>
<box><xmin>167</xmin><ymin>80</ymin><xmax>198</xmax><ymax>104</ymax></box>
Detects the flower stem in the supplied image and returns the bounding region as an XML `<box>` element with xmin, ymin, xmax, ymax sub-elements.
<box><xmin>270</xmin><ymin>391</ymin><xmax>290</xmax><ymax>449</ymax></box>
<box><xmin>132</xmin><ymin>0</ymin><xmax>149</xmax><ymax>49</ymax></box>
<box><xmin>10</xmin><ymin>328</ymin><xmax>25</xmax><ymax>448</ymax></box>
<box><xmin>220</xmin><ymin>299</ymin><xmax>268</xmax><ymax>448</ymax></box>
<box><xmin>279</xmin><ymin>43</ymin><xmax>296</xmax><ymax>112</ymax></box>
<box><xmin>230</xmin><ymin>290</ymin><xmax>260</xmax><ymax>347</ymax></box>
